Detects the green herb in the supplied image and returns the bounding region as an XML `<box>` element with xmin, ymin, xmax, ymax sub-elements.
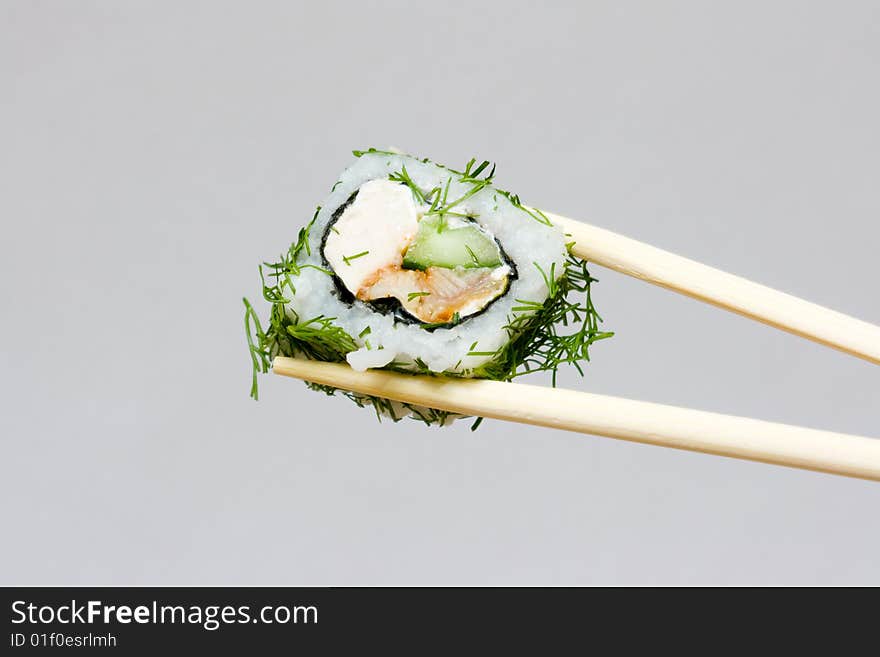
<box><xmin>495</xmin><ymin>190</ymin><xmax>553</xmax><ymax>226</ymax></box>
<box><xmin>406</xmin><ymin>405</ymin><xmax>455</xmax><ymax>426</ymax></box>
<box><xmin>382</xmin><ymin>152</ymin><xmax>546</xmax><ymax>233</ymax></box>
<box><xmin>358</xmin><ymin>326</ymin><xmax>372</xmax><ymax>338</ymax></box>
<box><xmin>464</xmin><ymin>244</ymin><xmax>480</xmax><ymax>266</ymax></box>
<box><xmin>243</xmin><ymin>211</ymin><xmax>356</xmax><ymax>400</ymax></box>
<box><xmin>424</xmin><ymin>175</ymin><xmax>491</xmax><ymax>217</ymax></box>
<box><xmin>471</xmin><ymin>252</ymin><xmax>613</xmax><ymax>386</ymax></box>
<box><xmin>353</xmin><ymin>147</ymin><xmax>399</xmax><ymax>158</ymax></box>
<box><xmin>388</xmin><ymin>165</ymin><xmax>426</xmax><ymax>204</ymax></box>
<box><xmin>462</xmin><ymin>158</ymin><xmax>495</xmax><ymax>181</ymax></box>
<box><xmin>342</xmin><ymin>250</ymin><xmax>369</xmax><ymax>265</ymax></box>
<box><xmin>407</xmin><ymin>291</ymin><xmax>431</xmax><ymax>302</ymax></box>
<box><xmin>386</xmin><ymin>156</ymin><xmax>495</xmax><ymax>221</ymax></box>
<box><xmin>413</xmin><ymin>313</ymin><xmax>464</xmax><ymax>331</ymax></box>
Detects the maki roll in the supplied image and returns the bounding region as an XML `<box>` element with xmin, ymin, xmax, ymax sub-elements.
<box><xmin>244</xmin><ymin>149</ymin><xmax>612</xmax><ymax>425</ymax></box>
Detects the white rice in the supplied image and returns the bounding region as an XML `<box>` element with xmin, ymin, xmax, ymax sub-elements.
<box><xmin>287</xmin><ymin>151</ymin><xmax>567</xmax><ymax>375</ymax></box>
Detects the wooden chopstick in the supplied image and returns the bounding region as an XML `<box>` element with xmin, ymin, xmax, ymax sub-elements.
<box><xmin>273</xmin><ymin>357</ymin><xmax>880</xmax><ymax>482</ymax></box>
<box><xmin>544</xmin><ymin>211</ymin><xmax>880</xmax><ymax>365</ymax></box>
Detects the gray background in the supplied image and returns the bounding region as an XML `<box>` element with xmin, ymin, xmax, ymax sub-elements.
<box><xmin>2</xmin><ymin>1</ymin><xmax>878</xmax><ymax>585</ymax></box>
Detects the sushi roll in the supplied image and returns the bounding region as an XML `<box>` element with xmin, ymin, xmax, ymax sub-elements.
<box><xmin>244</xmin><ymin>149</ymin><xmax>612</xmax><ymax>426</ymax></box>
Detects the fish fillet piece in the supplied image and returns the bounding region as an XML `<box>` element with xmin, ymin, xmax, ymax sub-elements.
<box><xmin>361</xmin><ymin>265</ymin><xmax>510</xmax><ymax>323</ymax></box>
<box><xmin>323</xmin><ymin>179</ymin><xmax>419</xmax><ymax>294</ymax></box>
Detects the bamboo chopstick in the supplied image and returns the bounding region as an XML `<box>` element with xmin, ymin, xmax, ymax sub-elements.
<box><xmin>273</xmin><ymin>357</ymin><xmax>880</xmax><ymax>482</ymax></box>
<box><xmin>543</xmin><ymin>211</ymin><xmax>880</xmax><ymax>365</ymax></box>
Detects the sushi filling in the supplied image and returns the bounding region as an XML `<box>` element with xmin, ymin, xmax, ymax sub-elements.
<box><xmin>322</xmin><ymin>179</ymin><xmax>512</xmax><ymax>325</ymax></box>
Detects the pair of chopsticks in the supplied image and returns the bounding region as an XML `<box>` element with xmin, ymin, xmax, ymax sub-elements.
<box><xmin>273</xmin><ymin>212</ymin><xmax>880</xmax><ymax>482</ymax></box>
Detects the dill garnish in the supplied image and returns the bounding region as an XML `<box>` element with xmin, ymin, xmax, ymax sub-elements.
<box><xmin>471</xmin><ymin>252</ymin><xmax>613</xmax><ymax>386</ymax></box>
<box><xmin>464</xmin><ymin>244</ymin><xmax>480</xmax><ymax>266</ymax></box>
<box><xmin>342</xmin><ymin>250</ymin><xmax>369</xmax><ymax>266</ymax></box>
<box><xmin>388</xmin><ymin>165</ymin><xmax>426</xmax><ymax>204</ymax></box>
<box><xmin>243</xmin><ymin>210</ymin><xmax>356</xmax><ymax>400</ymax></box>
<box><xmin>407</xmin><ymin>291</ymin><xmax>431</xmax><ymax>301</ymax></box>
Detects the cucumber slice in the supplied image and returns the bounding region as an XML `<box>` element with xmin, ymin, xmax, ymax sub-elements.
<box><xmin>402</xmin><ymin>216</ymin><xmax>503</xmax><ymax>270</ymax></box>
